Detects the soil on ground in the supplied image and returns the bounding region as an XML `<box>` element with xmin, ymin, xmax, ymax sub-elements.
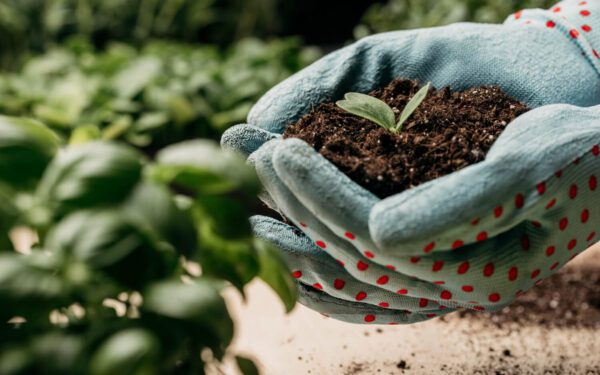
<box><xmin>283</xmin><ymin>79</ymin><xmax>529</xmax><ymax>198</ymax></box>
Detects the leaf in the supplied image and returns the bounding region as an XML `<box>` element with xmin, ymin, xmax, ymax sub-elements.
<box><xmin>0</xmin><ymin>116</ymin><xmax>60</xmax><ymax>189</ymax></box>
<box><xmin>236</xmin><ymin>356</ymin><xmax>260</xmax><ymax>375</ymax></box>
<box><xmin>336</xmin><ymin>92</ymin><xmax>396</xmax><ymax>130</ymax></box>
<box><xmin>90</xmin><ymin>329</ymin><xmax>160</xmax><ymax>375</ymax></box>
<box><xmin>46</xmin><ymin>209</ymin><xmax>175</xmax><ymax>289</ymax></box>
<box><xmin>254</xmin><ymin>239</ymin><xmax>297</xmax><ymax>313</ymax></box>
<box><xmin>124</xmin><ymin>182</ymin><xmax>197</xmax><ymax>257</ymax></box>
<box><xmin>193</xmin><ymin>209</ymin><xmax>259</xmax><ymax>292</ymax></box>
<box><xmin>112</xmin><ymin>57</ymin><xmax>162</xmax><ymax>99</ymax></box>
<box><xmin>69</xmin><ymin>125</ymin><xmax>101</xmax><ymax>145</ymax></box>
<box><xmin>36</xmin><ymin>141</ymin><xmax>143</xmax><ymax>217</ymax></box>
<box><xmin>152</xmin><ymin>140</ymin><xmax>260</xmax><ymax>195</ymax></box>
<box><xmin>143</xmin><ymin>279</ymin><xmax>234</xmax><ymax>357</ymax></box>
<box><xmin>0</xmin><ymin>253</ymin><xmax>65</xmax><ymax>320</ymax></box>
<box><xmin>397</xmin><ymin>82</ymin><xmax>431</xmax><ymax>131</ymax></box>
<box><xmin>32</xmin><ymin>333</ymin><xmax>84</xmax><ymax>374</ymax></box>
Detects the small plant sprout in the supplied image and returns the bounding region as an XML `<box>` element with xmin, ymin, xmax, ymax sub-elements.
<box><xmin>336</xmin><ymin>82</ymin><xmax>431</xmax><ymax>133</ymax></box>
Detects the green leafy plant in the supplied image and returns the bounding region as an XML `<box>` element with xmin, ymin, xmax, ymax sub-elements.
<box><xmin>0</xmin><ymin>38</ymin><xmax>320</xmax><ymax>151</ymax></box>
<box><xmin>0</xmin><ymin>115</ymin><xmax>297</xmax><ymax>375</ymax></box>
<box><xmin>336</xmin><ymin>82</ymin><xmax>430</xmax><ymax>133</ymax></box>
<box><xmin>355</xmin><ymin>0</ymin><xmax>556</xmax><ymax>38</ymax></box>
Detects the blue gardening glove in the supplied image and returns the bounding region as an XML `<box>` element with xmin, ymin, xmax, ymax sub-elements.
<box><xmin>222</xmin><ymin>0</ymin><xmax>600</xmax><ymax>324</ymax></box>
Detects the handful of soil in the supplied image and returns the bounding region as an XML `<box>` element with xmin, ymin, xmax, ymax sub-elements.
<box><xmin>283</xmin><ymin>79</ymin><xmax>529</xmax><ymax>198</ymax></box>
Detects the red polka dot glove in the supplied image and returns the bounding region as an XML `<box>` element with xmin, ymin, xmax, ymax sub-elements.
<box><xmin>222</xmin><ymin>0</ymin><xmax>600</xmax><ymax>324</ymax></box>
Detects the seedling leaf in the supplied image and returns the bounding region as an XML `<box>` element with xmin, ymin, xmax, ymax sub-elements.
<box><xmin>397</xmin><ymin>82</ymin><xmax>431</xmax><ymax>132</ymax></box>
<box><xmin>336</xmin><ymin>92</ymin><xmax>396</xmax><ymax>130</ymax></box>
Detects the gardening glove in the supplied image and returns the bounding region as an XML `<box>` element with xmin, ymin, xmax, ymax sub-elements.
<box><xmin>221</xmin><ymin>0</ymin><xmax>600</xmax><ymax>324</ymax></box>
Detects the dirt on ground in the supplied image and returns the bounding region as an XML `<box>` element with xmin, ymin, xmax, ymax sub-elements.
<box><xmin>283</xmin><ymin>79</ymin><xmax>529</xmax><ymax>198</ymax></box>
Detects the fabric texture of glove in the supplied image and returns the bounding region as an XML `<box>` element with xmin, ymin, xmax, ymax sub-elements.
<box><xmin>222</xmin><ymin>0</ymin><xmax>600</xmax><ymax>324</ymax></box>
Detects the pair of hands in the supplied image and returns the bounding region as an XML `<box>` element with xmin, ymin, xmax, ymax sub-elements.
<box><xmin>222</xmin><ymin>0</ymin><xmax>600</xmax><ymax>324</ymax></box>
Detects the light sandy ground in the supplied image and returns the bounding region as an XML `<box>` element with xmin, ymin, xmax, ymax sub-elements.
<box><xmin>223</xmin><ymin>244</ymin><xmax>600</xmax><ymax>375</ymax></box>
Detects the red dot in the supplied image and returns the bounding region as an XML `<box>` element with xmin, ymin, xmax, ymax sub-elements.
<box><xmin>313</xmin><ymin>283</ymin><xmax>323</xmax><ymax>290</ymax></box>
<box><xmin>397</xmin><ymin>289</ymin><xmax>408</xmax><ymax>295</ymax></box>
<box><xmin>537</xmin><ymin>182</ymin><xmax>546</xmax><ymax>195</ymax></box>
<box><xmin>515</xmin><ymin>193</ymin><xmax>525</xmax><ymax>208</ymax></box>
<box><xmin>570</xmin><ymin>29</ymin><xmax>580</xmax><ymax>38</ymax></box>
<box><xmin>364</xmin><ymin>250</ymin><xmax>375</xmax><ymax>258</ymax></box>
<box><xmin>364</xmin><ymin>314</ymin><xmax>376</xmax><ymax>322</ymax></box>
<box><xmin>581</xmin><ymin>209</ymin><xmax>590</xmax><ymax>223</ymax></box>
<box><xmin>546</xmin><ymin>198</ymin><xmax>557</xmax><ymax>209</ymax></box>
<box><xmin>378</xmin><ymin>302</ymin><xmax>389</xmax><ymax>308</ymax></box>
<box><xmin>508</xmin><ymin>266</ymin><xmax>518</xmax><ymax>281</ymax></box>
<box><xmin>552</xmin><ymin>6</ymin><xmax>561</xmax><ymax>12</ymax></box>
<box><xmin>474</xmin><ymin>306</ymin><xmax>485</xmax><ymax>311</ymax></box>
<box><xmin>426</xmin><ymin>313</ymin><xmax>436</xmax><ymax>318</ymax></box>
<box><xmin>440</xmin><ymin>291</ymin><xmax>452</xmax><ymax>300</ymax></box>
<box><xmin>471</xmin><ymin>218</ymin><xmax>480</xmax><ymax>226</ymax></box>
<box><xmin>410</xmin><ymin>256</ymin><xmax>421</xmax><ymax>264</ymax></box>
<box><xmin>555</xmin><ymin>170</ymin><xmax>563</xmax><ymax>178</ymax></box>
<box><xmin>386</xmin><ymin>265</ymin><xmax>396</xmax><ymax>270</ymax></box>
<box><xmin>514</xmin><ymin>11</ymin><xmax>522</xmax><ymax>19</ymax></box>
<box><xmin>433</xmin><ymin>281</ymin><xmax>445</xmax><ymax>285</ymax></box>
<box><xmin>419</xmin><ymin>298</ymin><xmax>429</xmax><ymax>308</ymax></box>
<box><xmin>357</xmin><ymin>261</ymin><xmax>369</xmax><ymax>271</ymax></box>
<box><xmin>582</xmin><ymin>24</ymin><xmax>592</xmax><ymax>32</ymax></box>
<box><xmin>488</xmin><ymin>293</ymin><xmax>501</xmax><ymax>302</ymax></box>
<box><xmin>462</xmin><ymin>285</ymin><xmax>474</xmax><ymax>292</ymax></box>
<box><xmin>569</xmin><ymin>184</ymin><xmax>578</xmax><ymax>199</ymax></box>
<box><xmin>432</xmin><ymin>261</ymin><xmax>444</xmax><ymax>272</ymax></box>
<box><xmin>494</xmin><ymin>206</ymin><xmax>503</xmax><ymax>218</ymax></box>
<box><xmin>521</xmin><ymin>234</ymin><xmax>530</xmax><ymax>250</ymax></box>
<box><xmin>546</xmin><ymin>246</ymin><xmax>556</xmax><ymax>256</ymax></box>
<box><xmin>292</xmin><ymin>270</ymin><xmax>302</xmax><ymax>278</ymax></box>
<box><xmin>451</xmin><ymin>240</ymin><xmax>464</xmax><ymax>250</ymax></box>
<box><xmin>337</xmin><ymin>259</ymin><xmax>345</xmax><ymax>267</ymax></box>
<box><xmin>567</xmin><ymin>239</ymin><xmax>577</xmax><ymax>250</ymax></box>
<box><xmin>376</xmin><ymin>275</ymin><xmax>389</xmax><ymax>285</ymax></box>
<box><xmin>300</xmin><ymin>222</ymin><xmax>307</xmax><ymax>227</ymax></box>
<box><xmin>580</xmin><ymin>1</ymin><xmax>587</xmax><ymax>5</ymax></box>
<box><xmin>531</xmin><ymin>221</ymin><xmax>542</xmax><ymax>228</ymax></box>
<box><xmin>580</xmin><ymin>10</ymin><xmax>590</xmax><ymax>16</ymax></box>
<box><xmin>483</xmin><ymin>263</ymin><xmax>495</xmax><ymax>277</ymax></box>
<box><xmin>573</xmin><ymin>157</ymin><xmax>581</xmax><ymax>165</ymax></box>
<box><xmin>587</xmin><ymin>231</ymin><xmax>596</xmax><ymax>242</ymax></box>
<box><xmin>589</xmin><ymin>175</ymin><xmax>597</xmax><ymax>191</ymax></box>
<box><xmin>593</xmin><ymin>145</ymin><xmax>600</xmax><ymax>156</ymax></box>
<box><xmin>530</xmin><ymin>269</ymin><xmax>541</xmax><ymax>279</ymax></box>
<box><xmin>356</xmin><ymin>291</ymin><xmax>367</xmax><ymax>301</ymax></box>
<box><xmin>457</xmin><ymin>261</ymin><xmax>470</xmax><ymax>274</ymax></box>
<box><xmin>546</xmin><ymin>20</ymin><xmax>556</xmax><ymax>28</ymax></box>
<box><xmin>344</xmin><ymin>232</ymin><xmax>355</xmax><ymax>240</ymax></box>
<box><xmin>423</xmin><ymin>242</ymin><xmax>435</xmax><ymax>253</ymax></box>
<box><xmin>334</xmin><ymin>279</ymin><xmax>345</xmax><ymax>290</ymax></box>
<box><xmin>550</xmin><ymin>262</ymin><xmax>560</xmax><ymax>271</ymax></box>
<box><xmin>559</xmin><ymin>217</ymin><xmax>568</xmax><ymax>231</ymax></box>
<box><xmin>476</xmin><ymin>231</ymin><xmax>488</xmax><ymax>241</ymax></box>
<box><xmin>315</xmin><ymin>240</ymin><xmax>326</xmax><ymax>249</ymax></box>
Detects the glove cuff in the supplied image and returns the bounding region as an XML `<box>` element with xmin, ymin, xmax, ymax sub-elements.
<box><xmin>505</xmin><ymin>0</ymin><xmax>600</xmax><ymax>76</ymax></box>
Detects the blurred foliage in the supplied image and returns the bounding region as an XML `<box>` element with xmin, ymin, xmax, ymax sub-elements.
<box><xmin>0</xmin><ymin>116</ymin><xmax>297</xmax><ymax>374</ymax></box>
<box><xmin>0</xmin><ymin>0</ymin><xmax>287</xmax><ymax>69</ymax></box>
<box><xmin>0</xmin><ymin>38</ymin><xmax>320</xmax><ymax>150</ymax></box>
<box><xmin>355</xmin><ymin>0</ymin><xmax>556</xmax><ymax>37</ymax></box>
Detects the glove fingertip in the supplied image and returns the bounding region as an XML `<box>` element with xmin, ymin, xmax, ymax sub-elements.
<box><xmin>220</xmin><ymin>124</ymin><xmax>278</xmax><ymax>157</ymax></box>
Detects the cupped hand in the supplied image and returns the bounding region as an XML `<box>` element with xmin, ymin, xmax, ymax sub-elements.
<box><xmin>222</xmin><ymin>0</ymin><xmax>600</xmax><ymax>324</ymax></box>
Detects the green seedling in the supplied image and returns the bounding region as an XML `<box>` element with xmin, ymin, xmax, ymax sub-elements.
<box><xmin>336</xmin><ymin>82</ymin><xmax>431</xmax><ymax>133</ymax></box>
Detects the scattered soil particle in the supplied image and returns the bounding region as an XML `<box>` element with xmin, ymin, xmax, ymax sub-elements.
<box><xmin>397</xmin><ymin>360</ymin><xmax>409</xmax><ymax>370</ymax></box>
<box><xmin>457</xmin><ymin>265</ymin><xmax>600</xmax><ymax>328</ymax></box>
<box><xmin>283</xmin><ymin>79</ymin><xmax>529</xmax><ymax>198</ymax></box>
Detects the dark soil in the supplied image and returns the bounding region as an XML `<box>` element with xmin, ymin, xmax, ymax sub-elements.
<box><xmin>283</xmin><ymin>79</ymin><xmax>529</xmax><ymax>198</ymax></box>
<box><xmin>455</xmin><ymin>264</ymin><xmax>600</xmax><ymax>328</ymax></box>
